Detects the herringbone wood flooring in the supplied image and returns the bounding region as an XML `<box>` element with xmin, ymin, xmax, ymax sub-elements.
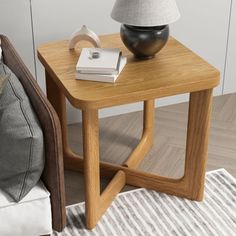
<box><xmin>65</xmin><ymin>94</ymin><xmax>236</xmax><ymax>205</ymax></box>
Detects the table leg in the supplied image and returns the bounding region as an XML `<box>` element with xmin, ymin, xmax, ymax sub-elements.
<box><xmin>82</xmin><ymin>109</ymin><xmax>126</xmax><ymax>229</ymax></box>
<box><xmin>45</xmin><ymin>71</ymin><xmax>69</xmax><ymax>154</ymax></box>
<box><xmin>82</xmin><ymin>109</ymin><xmax>100</xmax><ymax>229</ymax></box>
<box><xmin>184</xmin><ymin>89</ymin><xmax>213</xmax><ymax>200</ymax></box>
<box><xmin>123</xmin><ymin>99</ymin><xmax>155</xmax><ymax>168</ymax></box>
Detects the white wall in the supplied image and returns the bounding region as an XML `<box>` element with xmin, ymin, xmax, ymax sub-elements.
<box><xmin>31</xmin><ymin>0</ymin><xmax>232</xmax><ymax>123</ymax></box>
<box><xmin>171</xmin><ymin>0</ymin><xmax>231</xmax><ymax>96</ymax></box>
<box><xmin>31</xmin><ymin>0</ymin><xmax>121</xmax><ymax>123</ymax></box>
<box><xmin>31</xmin><ymin>0</ymin><xmax>118</xmax><ymax>90</ymax></box>
<box><xmin>0</xmin><ymin>0</ymin><xmax>234</xmax><ymax>124</ymax></box>
<box><xmin>224</xmin><ymin>0</ymin><xmax>236</xmax><ymax>93</ymax></box>
<box><xmin>0</xmin><ymin>0</ymin><xmax>35</xmax><ymax>77</ymax></box>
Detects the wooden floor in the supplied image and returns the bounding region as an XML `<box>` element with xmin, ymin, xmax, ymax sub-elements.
<box><xmin>65</xmin><ymin>93</ymin><xmax>236</xmax><ymax>205</ymax></box>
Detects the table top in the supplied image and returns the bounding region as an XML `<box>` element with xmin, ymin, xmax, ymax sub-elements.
<box><xmin>38</xmin><ymin>34</ymin><xmax>220</xmax><ymax>109</ymax></box>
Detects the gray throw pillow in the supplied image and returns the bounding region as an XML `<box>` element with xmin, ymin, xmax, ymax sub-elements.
<box><xmin>0</xmin><ymin>62</ymin><xmax>45</xmax><ymax>202</ymax></box>
<box><xmin>0</xmin><ymin>68</ymin><xmax>9</xmax><ymax>95</ymax></box>
<box><xmin>0</xmin><ymin>74</ymin><xmax>8</xmax><ymax>95</ymax></box>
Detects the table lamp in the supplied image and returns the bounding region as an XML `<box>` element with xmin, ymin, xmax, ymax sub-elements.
<box><xmin>111</xmin><ymin>0</ymin><xmax>180</xmax><ymax>59</ymax></box>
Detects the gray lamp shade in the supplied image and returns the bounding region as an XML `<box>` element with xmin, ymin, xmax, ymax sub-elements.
<box><xmin>111</xmin><ymin>0</ymin><xmax>180</xmax><ymax>27</ymax></box>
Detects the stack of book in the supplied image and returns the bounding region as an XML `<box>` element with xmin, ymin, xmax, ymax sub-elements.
<box><xmin>76</xmin><ymin>48</ymin><xmax>127</xmax><ymax>83</ymax></box>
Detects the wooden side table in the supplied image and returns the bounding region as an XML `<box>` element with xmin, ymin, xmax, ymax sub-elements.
<box><xmin>38</xmin><ymin>34</ymin><xmax>220</xmax><ymax>229</ymax></box>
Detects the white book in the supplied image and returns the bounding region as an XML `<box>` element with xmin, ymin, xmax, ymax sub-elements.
<box><xmin>76</xmin><ymin>48</ymin><xmax>121</xmax><ymax>74</ymax></box>
<box><xmin>76</xmin><ymin>57</ymin><xmax>127</xmax><ymax>83</ymax></box>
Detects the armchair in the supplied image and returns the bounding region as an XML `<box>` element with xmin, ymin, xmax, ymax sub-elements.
<box><xmin>0</xmin><ymin>35</ymin><xmax>66</xmax><ymax>233</ymax></box>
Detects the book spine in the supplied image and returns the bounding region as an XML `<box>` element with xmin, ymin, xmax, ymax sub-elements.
<box><xmin>76</xmin><ymin>74</ymin><xmax>116</xmax><ymax>83</ymax></box>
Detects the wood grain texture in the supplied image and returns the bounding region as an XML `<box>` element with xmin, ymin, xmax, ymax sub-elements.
<box><xmin>185</xmin><ymin>89</ymin><xmax>213</xmax><ymax>200</ymax></box>
<box><xmin>65</xmin><ymin>93</ymin><xmax>236</xmax><ymax>205</ymax></box>
<box><xmin>61</xmin><ymin>150</ymin><xmax>198</xmax><ymax>200</ymax></box>
<box><xmin>99</xmin><ymin>171</ymin><xmax>126</xmax><ymax>219</ymax></box>
<box><xmin>82</xmin><ymin>109</ymin><xmax>100</xmax><ymax>229</ymax></box>
<box><xmin>82</xmin><ymin>110</ymin><xmax>126</xmax><ymax>229</ymax></box>
<box><xmin>40</xmin><ymin>34</ymin><xmax>220</xmax><ymax>229</ymax></box>
<box><xmin>38</xmin><ymin>34</ymin><xmax>220</xmax><ymax>109</ymax></box>
<box><xmin>59</xmin><ymin>91</ymin><xmax>214</xmax><ymax>228</ymax></box>
<box><xmin>123</xmin><ymin>100</ymin><xmax>155</xmax><ymax>168</ymax></box>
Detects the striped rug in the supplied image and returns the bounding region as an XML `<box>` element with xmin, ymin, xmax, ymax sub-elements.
<box><xmin>53</xmin><ymin>169</ymin><xmax>236</xmax><ymax>236</ymax></box>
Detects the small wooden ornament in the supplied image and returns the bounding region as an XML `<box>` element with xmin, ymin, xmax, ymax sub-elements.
<box><xmin>68</xmin><ymin>25</ymin><xmax>101</xmax><ymax>50</ymax></box>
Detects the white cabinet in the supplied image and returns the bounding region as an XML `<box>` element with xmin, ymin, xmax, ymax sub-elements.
<box><xmin>171</xmin><ymin>0</ymin><xmax>232</xmax><ymax>96</ymax></box>
<box><xmin>224</xmin><ymin>0</ymin><xmax>236</xmax><ymax>94</ymax></box>
<box><xmin>0</xmin><ymin>0</ymin><xmax>35</xmax><ymax>77</ymax></box>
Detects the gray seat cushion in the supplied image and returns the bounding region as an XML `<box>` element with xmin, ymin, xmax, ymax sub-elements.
<box><xmin>0</xmin><ymin>62</ymin><xmax>44</xmax><ymax>202</ymax></box>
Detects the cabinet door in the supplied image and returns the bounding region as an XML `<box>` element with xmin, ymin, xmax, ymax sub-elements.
<box><xmin>171</xmin><ymin>0</ymin><xmax>231</xmax><ymax>95</ymax></box>
<box><xmin>0</xmin><ymin>0</ymin><xmax>36</xmax><ymax>77</ymax></box>
<box><xmin>224</xmin><ymin>0</ymin><xmax>236</xmax><ymax>94</ymax></box>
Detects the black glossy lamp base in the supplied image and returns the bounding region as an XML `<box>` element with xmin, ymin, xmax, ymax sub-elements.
<box><xmin>120</xmin><ymin>24</ymin><xmax>169</xmax><ymax>59</ymax></box>
<box><xmin>135</xmin><ymin>55</ymin><xmax>155</xmax><ymax>60</ymax></box>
